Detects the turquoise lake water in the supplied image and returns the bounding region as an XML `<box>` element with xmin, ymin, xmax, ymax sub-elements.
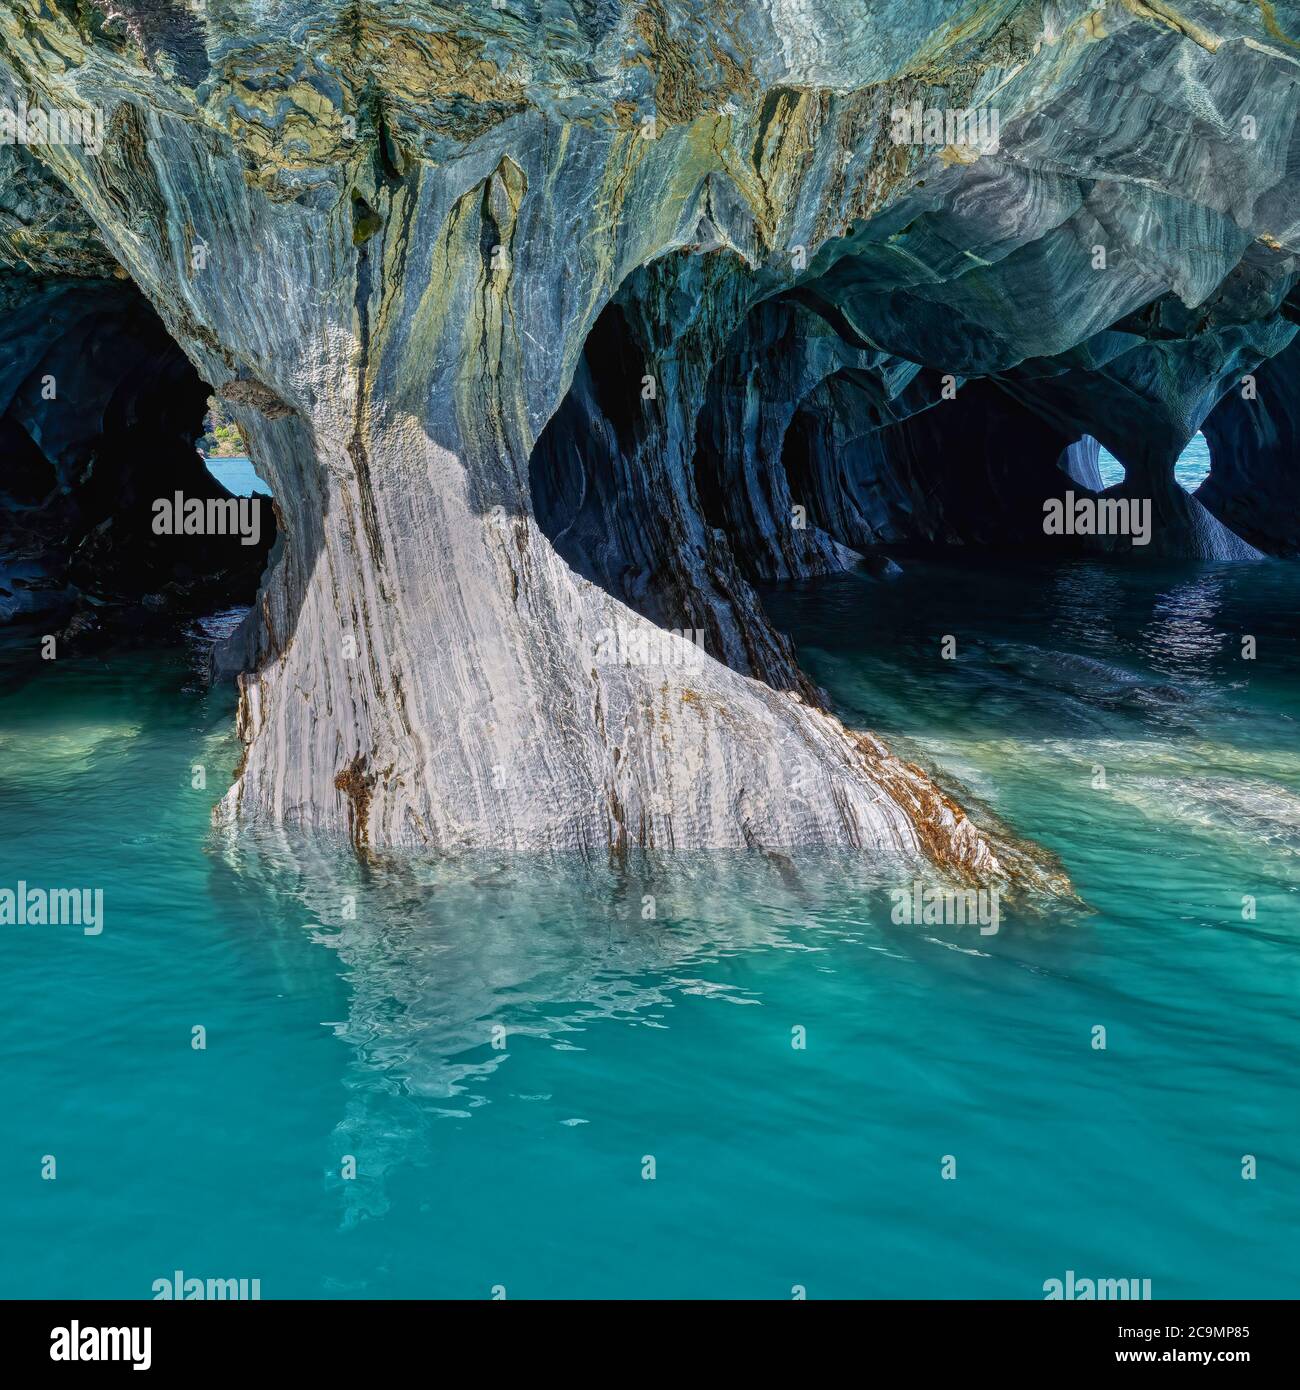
<box><xmin>203</xmin><ymin>455</ymin><xmax>273</xmax><ymax>497</ymax></box>
<box><xmin>1</xmin><ymin>553</ymin><xmax>1297</xmax><ymax>1299</ymax></box>
<box><xmin>1097</xmin><ymin>433</ymin><xmax>1212</xmax><ymax>491</ymax></box>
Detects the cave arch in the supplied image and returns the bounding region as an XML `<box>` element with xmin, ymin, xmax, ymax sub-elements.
<box><xmin>0</xmin><ymin>273</ymin><xmax>275</xmax><ymax>641</ymax></box>
<box><xmin>528</xmin><ymin>252</ymin><xmax>815</xmax><ymax>693</ymax></box>
<box><xmin>1199</xmin><ymin>337</ymin><xmax>1300</xmax><ymax>556</ymax></box>
<box><xmin>7</xmin><ymin>0</ymin><xmax>1295</xmax><ymax>861</ymax></box>
<box><xmin>1094</xmin><ymin>434</ymin><xmax>1213</xmax><ymax>496</ymax></box>
<box><xmin>776</xmin><ymin>374</ymin><xmax>1101</xmax><ymax>558</ymax></box>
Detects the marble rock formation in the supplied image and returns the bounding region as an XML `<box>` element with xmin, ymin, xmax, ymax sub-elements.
<box><xmin>0</xmin><ymin>1</ymin><xmax>1296</xmax><ymax>872</ymax></box>
<box><xmin>0</xmin><ymin>145</ymin><xmax>272</xmax><ymax>636</ymax></box>
<box><xmin>1201</xmin><ymin>329</ymin><xmax>1300</xmax><ymax>555</ymax></box>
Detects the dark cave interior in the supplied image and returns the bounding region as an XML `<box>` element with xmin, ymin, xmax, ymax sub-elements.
<box><xmin>0</xmin><ymin>271</ymin><xmax>274</xmax><ymax>645</ymax></box>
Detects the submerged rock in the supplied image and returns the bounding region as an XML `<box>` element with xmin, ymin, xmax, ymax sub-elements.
<box><xmin>0</xmin><ymin>1</ymin><xmax>1296</xmax><ymax>872</ymax></box>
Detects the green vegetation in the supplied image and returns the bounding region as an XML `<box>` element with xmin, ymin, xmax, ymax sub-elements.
<box><xmin>196</xmin><ymin>398</ymin><xmax>247</xmax><ymax>457</ymax></box>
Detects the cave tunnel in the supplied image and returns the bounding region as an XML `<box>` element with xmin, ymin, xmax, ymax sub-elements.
<box><xmin>528</xmin><ymin>255</ymin><xmax>1296</xmax><ymax>700</ymax></box>
<box><xmin>0</xmin><ymin>271</ymin><xmax>275</xmax><ymax>647</ymax></box>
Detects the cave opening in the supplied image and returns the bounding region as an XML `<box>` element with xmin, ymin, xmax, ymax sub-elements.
<box><xmin>528</xmin><ymin>299</ymin><xmax>649</xmax><ymax>609</ymax></box>
<box><xmin>1194</xmin><ymin>329</ymin><xmax>1300</xmax><ymax>556</ymax></box>
<box><xmin>528</xmin><ymin>249</ymin><xmax>1283</xmax><ymax>727</ymax></box>
<box><xmin>530</xmin><ymin>284</ymin><xmax>1186</xmax><ymax>710</ymax></box>
<box><xmin>199</xmin><ymin>398</ymin><xmax>275</xmax><ymax>500</ymax></box>
<box><xmin>1095</xmin><ymin>433</ymin><xmax>1213</xmax><ymax>495</ymax></box>
<box><xmin>0</xmin><ymin>275</ymin><xmax>275</xmax><ymax>647</ymax></box>
<box><xmin>771</xmin><ymin>371</ymin><xmax>1108</xmax><ymax>560</ymax></box>
<box><xmin>527</xmin><ymin>274</ymin><xmax>813</xmax><ymax>693</ymax></box>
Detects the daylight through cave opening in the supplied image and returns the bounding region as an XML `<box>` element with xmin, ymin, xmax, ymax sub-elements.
<box><xmin>0</xmin><ymin>272</ymin><xmax>275</xmax><ymax>644</ymax></box>
<box><xmin>1093</xmin><ymin>434</ymin><xmax>1214</xmax><ymax>497</ymax></box>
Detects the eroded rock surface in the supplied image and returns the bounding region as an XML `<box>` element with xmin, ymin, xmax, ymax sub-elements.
<box><xmin>0</xmin><ymin>147</ymin><xmax>271</xmax><ymax>634</ymax></box>
<box><xmin>1</xmin><ymin>1</ymin><xmax>1296</xmax><ymax>873</ymax></box>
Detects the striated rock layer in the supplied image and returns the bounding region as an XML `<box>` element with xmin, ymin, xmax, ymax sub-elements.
<box><xmin>0</xmin><ymin>1</ymin><xmax>1297</xmax><ymax>870</ymax></box>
